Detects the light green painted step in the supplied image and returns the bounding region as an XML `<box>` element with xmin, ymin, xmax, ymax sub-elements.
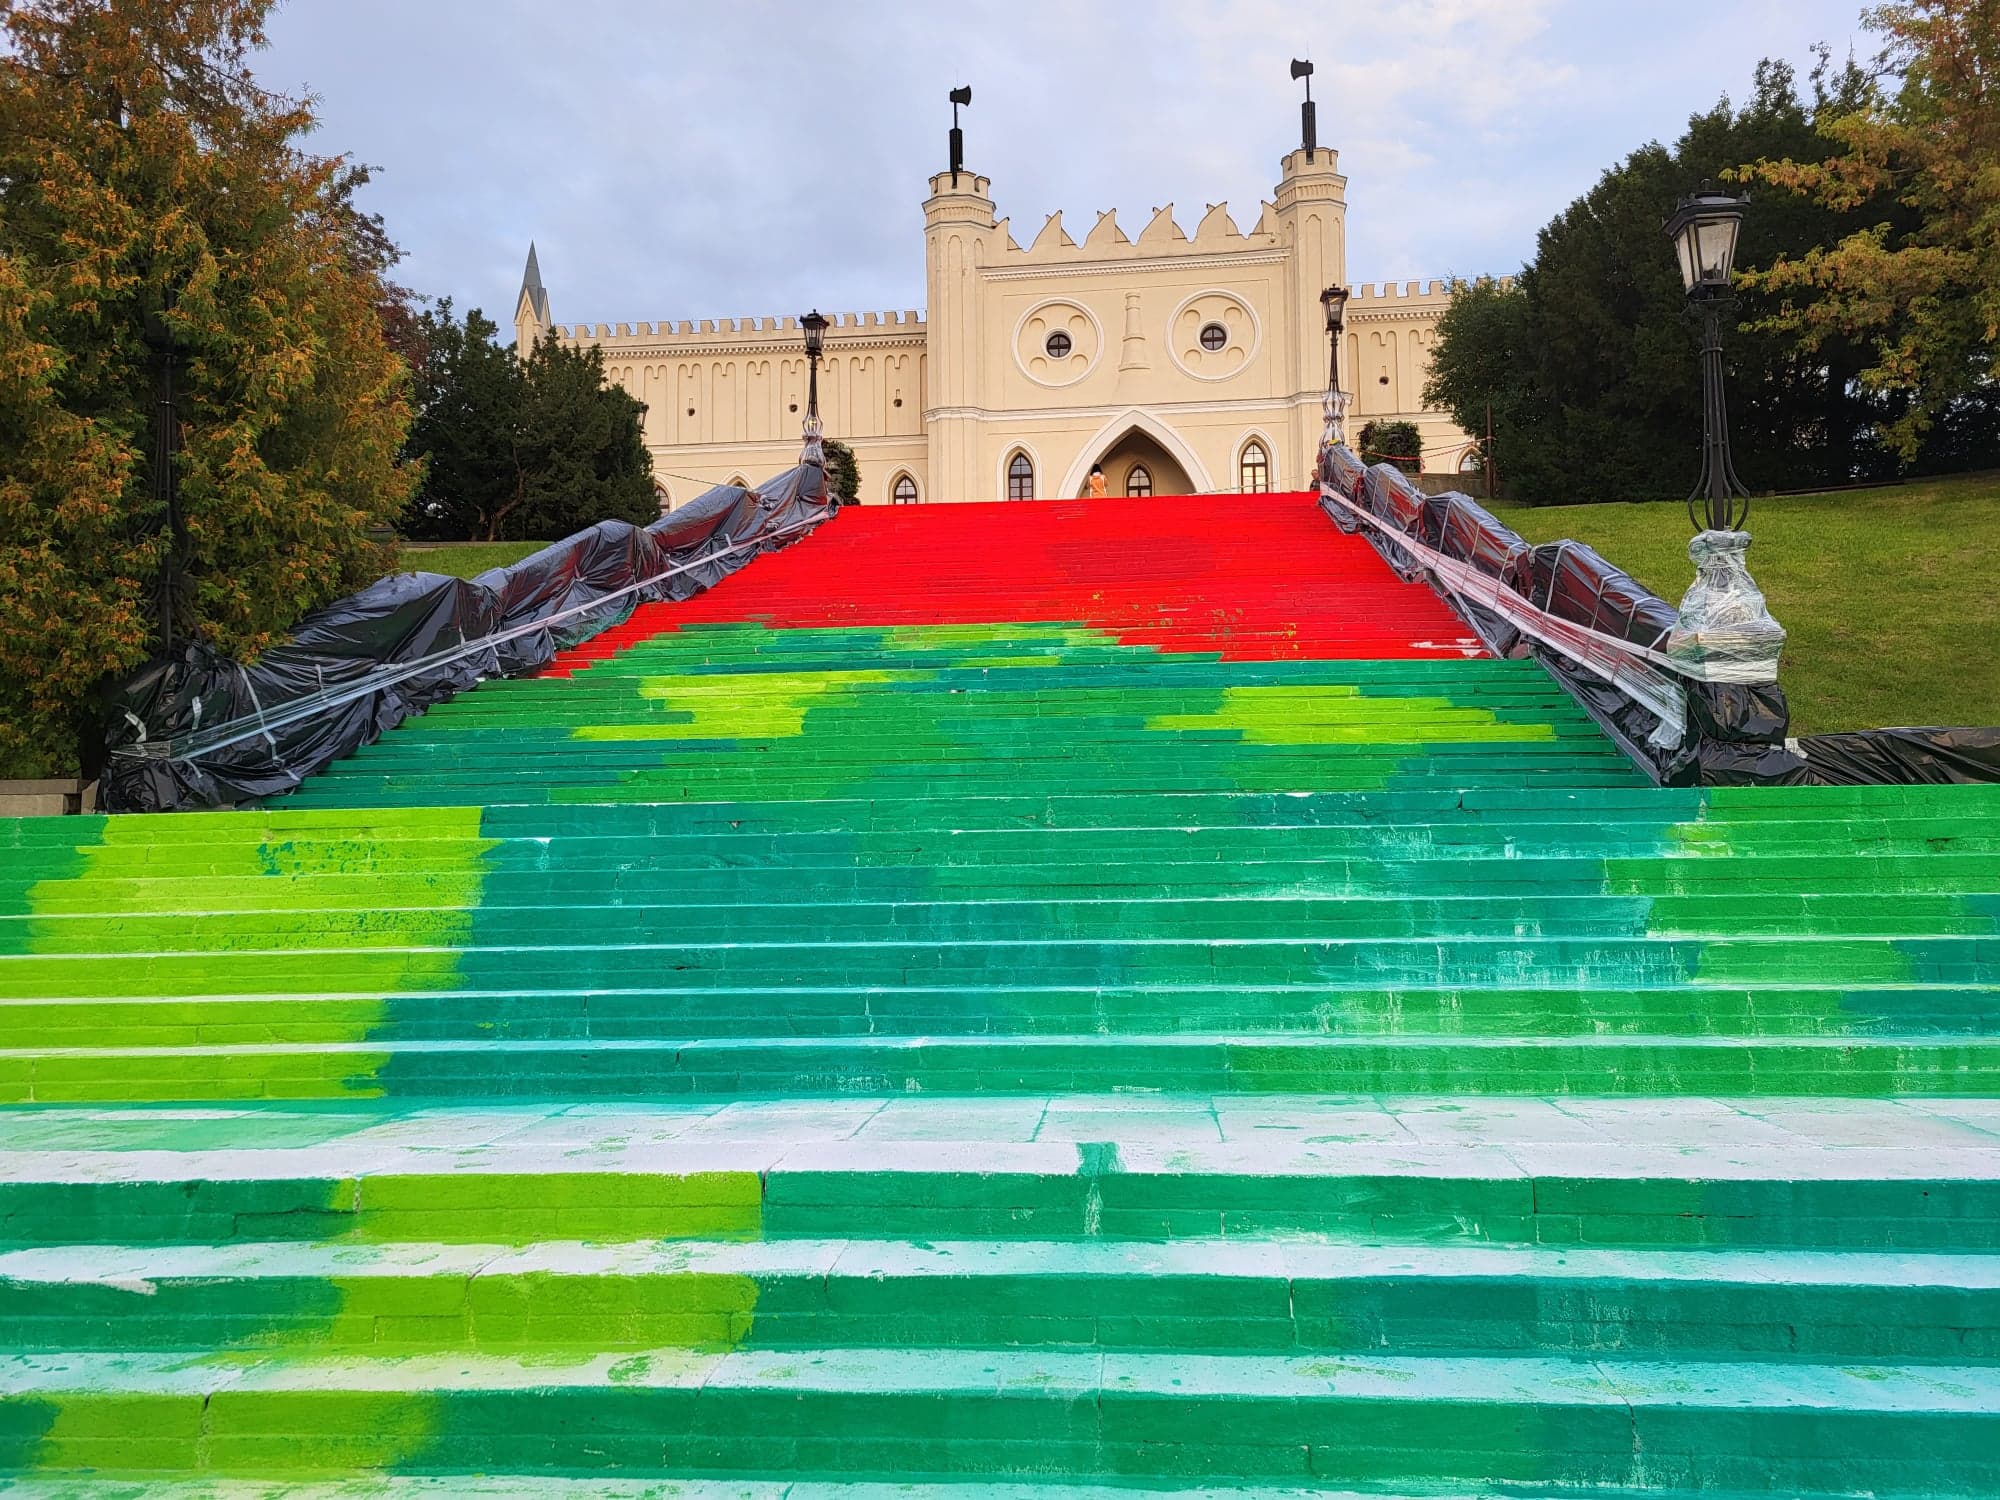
<box><xmin>2</xmin><ymin>1346</ymin><xmax>1995</xmax><ymax>1490</ymax></box>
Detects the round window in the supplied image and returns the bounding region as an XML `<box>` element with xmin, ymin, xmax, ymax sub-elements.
<box><xmin>1199</xmin><ymin>322</ymin><xmax>1228</xmax><ymax>352</ymax></box>
<box><xmin>1044</xmin><ymin>330</ymin><xmax>1073</xmax><ymax>359</ymax></box>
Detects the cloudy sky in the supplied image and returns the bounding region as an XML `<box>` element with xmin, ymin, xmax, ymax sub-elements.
<box><xmin>256</xmin><ymin>0</ymin><xmax>1872</xmax><ymax>335</ymax></box>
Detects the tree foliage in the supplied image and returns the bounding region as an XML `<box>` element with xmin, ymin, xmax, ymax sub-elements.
<box><xmin>1424</xmin><ymin>54</ymin><xmax>1998</xmax><ymax>503</ymax></box>
<box><xmin>1357</xmin><ymin>420</ymin><xmax>1423</xmax><ymax>474</ymax></box>
<box><xmin>822</xmin><ymin>438</ymin><xmax>860</xmax><ymax>505</ymax></box>
<box><xmin>400</xmin><ymin>308</ymin><xmax>655</xmax><ymax>541</ymax></box>
<box><xmin>1739</xmin><ymin>0</ymin><xmax>2000</xmax><ymax>459</ymax></box>
<box><xmin>0</xmin><ymin>0</ymin><xmax>415</xmax><ymax>770</ymax></box>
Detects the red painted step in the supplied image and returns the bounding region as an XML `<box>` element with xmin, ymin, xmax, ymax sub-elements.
<box><xmin>543</xmin><ymin>491</ymin><xmax>1480</xmax><ymax>674</ymax></box>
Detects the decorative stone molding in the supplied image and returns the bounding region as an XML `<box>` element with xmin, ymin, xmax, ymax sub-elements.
<box><xmin>1013</xmin><ymin>298</ymin><xmax>1104</xmax><ymax>388</ymax></box>
<box><xmin>1167</xmin><ymin>289</ymin><xmax>1260</xmax><ymax>382</ymax></box>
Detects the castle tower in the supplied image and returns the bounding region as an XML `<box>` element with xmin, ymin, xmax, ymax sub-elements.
<box><xmin>922</xmin><ymin>168</ymin><xmax>998</xmax><ymax>502</ymax></box>
<box><xmin>515</xmin><ymin>242</ymin><xmax>551</xmax><ymax>352</ymax></box>
<box><xmin>1272</xmin><ymin>147</ymin><xmax>1348</xmax><ymax>464</ymax></box>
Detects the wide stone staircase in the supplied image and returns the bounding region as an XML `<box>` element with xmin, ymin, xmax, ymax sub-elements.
<box><xmin>2</xmin><ymin>492</ymin><xmax>1998</xmax><ymax>1495</ymax></box>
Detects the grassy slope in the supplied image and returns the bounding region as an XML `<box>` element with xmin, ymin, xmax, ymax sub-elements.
<box><xmin>1495</xmin><ymin>473</ymin><xmax>2000</xmax><ymax>735</ymax></box>
<box><xmin>396</xmin><ymin>541</ymin><xmax>549</xmax><ymax>578</ymax></box>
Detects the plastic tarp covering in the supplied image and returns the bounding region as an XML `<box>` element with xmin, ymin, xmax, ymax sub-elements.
<box><xmin>1507</xmin><ymin>541</ymin><xmax>1677</xmax><ymax>655</ymax></box>
<box><xmin>1664</xmin><ymin>530</ymin><xmax>1787</xmax><ymax>684</ymax></box>
<box><xmin>1794</xmin><ymin>726</ymin><xmax>2000</xmax><ymax>786</ymax></box>
<box><xmin>1313</xmin><ymin>438</ymin><xmax>1802</xmax><ymax>785</ymax></box>
<box><xmin>100</xmin><ymin>462</ymin><xmax>831</xmax><ymax>812</ymax></box>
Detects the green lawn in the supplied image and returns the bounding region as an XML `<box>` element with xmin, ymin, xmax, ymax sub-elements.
<box><xmin>1493</xmin><ymin>472</ymin><xmax>2000</xmax><ymax>735</ymax></box>
<box><xmin>397</xmin><ymin>540</ymin><xmax>549</xmax><ymax>578</ymax></box>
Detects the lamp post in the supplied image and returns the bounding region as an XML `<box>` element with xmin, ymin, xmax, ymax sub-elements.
<box><xmin>800</xmin><ymin>309</ymin><xmax>828</xmax><ymax>439</ymax></box>
<box><xmin>1319</xmin><ymin>284</ymin><xmax>1350</xmax><ymax>448</ymax></box>
<box><xmin>1665</xmin><ymin>185</ymin><xmax>1749</xmax><ymax>533</ymax></box>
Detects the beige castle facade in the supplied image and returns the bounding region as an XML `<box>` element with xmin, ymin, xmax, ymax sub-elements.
<box><xmin>517</xmin><ymin>143</ymin><xmax>1478</xmax><ymax>507</ymax></box>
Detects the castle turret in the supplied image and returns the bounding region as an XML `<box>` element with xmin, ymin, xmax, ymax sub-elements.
<box><xmin>922</xmin><ymin>169</ymin><xmax>999</xmax><ymax>502</ymax></box>
<box><xmin>1273</xmin><ymin>146</ymin><xmax>1348</xmax><ymax>471</ymax></box>
<box><xmin>515</xmin><ymin>242</ymin><xmax>551</xmax><ymax>353</ymax></box>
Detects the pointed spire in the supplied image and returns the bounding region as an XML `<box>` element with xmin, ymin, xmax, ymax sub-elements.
<box><xmin>518</xmin><ymin>242</ymin><xmax>549</xmax><ymax>323</ymax></box>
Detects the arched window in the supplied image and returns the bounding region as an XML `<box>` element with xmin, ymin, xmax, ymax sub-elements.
<box><xmin>653</xmin><ymin>481</ymin><xmax>672</xmax><ymax>517</ymax></box>
<box><xmin>1007</xmin><ymin>452</ymin><xmax>1034</xmax><ymax>501</ymax></box>
<box><xmin>1459</xmin><ymin>449</ymin><xmax>1483</xmax><ymax>474</ymax></box>
<box><xmin>1125</xmin><ymin>464</ymin><xmax>1153</xmax><ymax>498</ymax></box>
<box><xmin>892</xmin><ymin>473</ymin><xmax>919</xmax><ymax>505</ymax></box>
<box><xmin>1239</xmin><ymin>441</ymin><xmax>1270</xmax><ymax>494</ymax></box>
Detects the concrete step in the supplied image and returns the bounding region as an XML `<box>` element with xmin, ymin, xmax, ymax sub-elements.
<box><xmin>1</xmin><ymin>1346</ymin><xmax>1994</xmax><ymax>1491</ymax></box>
<box><xmin>4</xmin><ymin>1236</ymin><xmax>1994</xmax><ymax>1362</ymax></box>
<box><xmin>11</xmin><ymin>982</ymin><xmax>1996</xmax><ymax>1047</ymax></box>
<box><xmin>4</xmin><ymin>1095</ymin><xmax>1997</xmax><ymax>1250</ymax></box>
<box><xmin>8</xmin><ymin>1033</ymin><xmax>2000</xmax><ymax>1105</ymax></box>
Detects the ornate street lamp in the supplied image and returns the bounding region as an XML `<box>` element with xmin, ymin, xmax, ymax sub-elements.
<box><xmin>1665</xmin><ymin>184</ymin><xmax>1749</xmax><ymax>532</ymax></box>
<box><xmin>1319</xmin><ymin>284</ymin><xmax>1350</xmax><ymax>447</ymax></box>
<box><xmin>800</xmin><ymin>308</ymin><xmax>828</xmax><ymax>439</ymax></box>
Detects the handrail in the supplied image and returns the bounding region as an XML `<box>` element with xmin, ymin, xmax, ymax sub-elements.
<box><xmin>115</xmin><ymin>515</ymin><xmax>825</xmax><ymax>767</ymax></box>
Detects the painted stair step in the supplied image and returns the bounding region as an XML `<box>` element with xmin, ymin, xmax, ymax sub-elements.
<box><xmin>4</xmin><ymin>1237</ymin><xmax>1995</xmax><ymax>1361</ymax></box>
<box><xmin>19</xmin><ymin>781</ymin><xmax>1983</xmax><ymax>848</ymax></box>
<box><xmin>0</xmin><ymin>1479</ymin><xmax>1718</xmax><ymax>1500</ymax></box>
<box><xmin>8</xmin><ymin>1034</ymin><xmax>2000</xmax><ymax>1104</ymax></box>
<box><xmin>5</xmin><ymin>1093</ymin><xmax>1998</xmax><ymax>1248</ymax></box>
<box><xmin>1</xmin><ymin>1347</ymin><xmax>1996</xmax><ymax>1491</ymax></box>
<box><xmin>13</xmin><ymin>983</ymin><xmax>1996</xmax><ymax>1047</ymax></box>
<box><xmin>14</xmin><ymin>893</ymin><xmax>1997</xmax><ymax>950</ymax></box>
<box><xmin>15</xmin><ymin>848</ymin><xmax>2000</xmax><ymax>892</ymax></box>
<box><xmin>8</xmin><ymin>932</ymin><xmax>1993</xmax><ymax>997</ymax></box>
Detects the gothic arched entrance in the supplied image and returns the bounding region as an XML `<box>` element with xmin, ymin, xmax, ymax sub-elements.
<box><xmin>1058</xmin><ymin>409</ymin><xmax>1215</xmax><ymax>499</ymax></box>
<box><xmin>1079</xmin><ymin>428</ymin><xmax>1196</xmax><ymax>498</ymax></box>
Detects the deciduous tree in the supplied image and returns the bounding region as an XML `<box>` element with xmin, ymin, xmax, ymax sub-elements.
<box><xmin>1423</xmin><ymin>56</ymin><xmax>1993</xmax><ymax>503</ymax></box>
<box><xmin>1740</xmin><ymin>0</ymin><xmax>2000</xmax><ymax>459</ymax></box>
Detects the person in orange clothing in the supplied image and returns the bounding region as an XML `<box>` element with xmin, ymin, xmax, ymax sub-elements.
<box><xmin>1086</xmin><ymin>464</ymin><xmax>1108</xmax><ymax>499</ymax></box>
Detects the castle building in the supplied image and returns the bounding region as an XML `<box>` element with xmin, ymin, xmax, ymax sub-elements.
<box><xmin>517</xmin><ymin>130</ymin><xmax>1478</xmax><ymax>507</ymax></box>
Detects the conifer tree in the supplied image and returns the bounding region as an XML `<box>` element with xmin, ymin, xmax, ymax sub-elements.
<box><xmin>0</xmin><ymin>0</ymin><xmax>415</xmax><ymax>771</ymax></box>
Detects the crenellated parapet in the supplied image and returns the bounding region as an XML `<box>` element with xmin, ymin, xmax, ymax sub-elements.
<box><xmin>556</xmin><ymin>309</ymin><xmax>926</xmax><ymax>358</ymax></box>
<box><xmin>990</xmin><ymin>198</ymin><xmax>1285</xmax><ymax>273</ymax></box>
<box><xmin>1345</xmin><ymin>275</ymin><xmax>1515</xmax><ymax>316</ymax></box>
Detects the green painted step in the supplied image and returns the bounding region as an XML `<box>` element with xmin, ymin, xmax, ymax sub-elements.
<box><xmin>5</xmin><ymin>1095</ymin><xmax>1997</xmax><ymax>1250</ymax></box>
<box><xmin>7</xmin><ymin>1033</ymin><xmax>1999</xmax><ymax>1104</ymax></box>
<box><xmin>11</xmin><ymin>982</ymin><xmax>1995</xmax><ymax>1046</ymax></box>
<box><xmin>3</xmin><ymin>1237</ymin><xmax>1993</xmax><ymax>1361</ymax></box>
<box><xmin>0</xmin><ymin>1480</ymin><xmax>1777</xmax><ymax>1500</ymax></box>
<box><xmin>2</xmin><ymin>1347</ymin><xmax>1994</xmax><ymax>1491</ymax></box>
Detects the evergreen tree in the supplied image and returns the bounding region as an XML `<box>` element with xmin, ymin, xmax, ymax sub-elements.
<box><xmin>400</xmin><ymin>302</ymin><xmax>517</xmax><ymax>541</ymax></box>
<box><xmin>398</xmin><ymin>316</ymin><xmax>655</xmax><ymax>542</ymax></box>
<box><xmin>0</xmin><ymin>0</ymin><xmax>414</xmax><ymax>770</ymax></box>
<box><xmin>823</xmin><ymin>439</ymin><xmax>860</xmax><ymax>505</ymax></box>
<box><xmin>508</xmin><ymin>333</ymin><xmax>654</xmax><ymax>540</ymax></box>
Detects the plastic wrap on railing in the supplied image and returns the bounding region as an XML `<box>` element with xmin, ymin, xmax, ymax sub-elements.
<box><xmin>98</xmin><ymin>460</ymin><xmax>831</xmax><ymax>812</ymax></box>
<box><xmin>1662</xmin><ymin>530</ymin><xmax>1787</xmax><ymax>684</ymax></box>
<box><xmin>1506</xmin><ymin>541</ymin><xmax>1678</xmax><ymax>655</ymax></box>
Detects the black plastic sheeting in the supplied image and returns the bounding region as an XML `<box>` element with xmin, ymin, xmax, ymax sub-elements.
<box><xmin>1793</xmin><ymin>727</ymin><xmax>2000</xmax><ymax>786</ymax></box>
<box><xmin>1317</xmin><ymin>441</ymin><xmax>1802</xmax><ymax>786</ymax></box>
<box><xmin>98</xmin><ymin>461</ymin><xmax>832</xmax><ymax>812</ymax></box>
